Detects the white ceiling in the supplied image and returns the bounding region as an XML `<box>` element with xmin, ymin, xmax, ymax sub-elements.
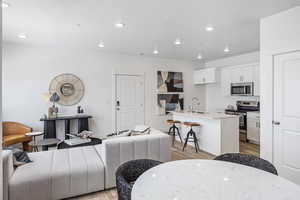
<box><xmin>3</xmin><ymin>0</ymin><xmax>300</xmax><ymax>61</ymax></box>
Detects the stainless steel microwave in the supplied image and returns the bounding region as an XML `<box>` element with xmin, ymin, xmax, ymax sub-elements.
<box><xmin>231</xmin><ymin>82</ymin><xmax>254</xmax><ymax>96</ymax></box>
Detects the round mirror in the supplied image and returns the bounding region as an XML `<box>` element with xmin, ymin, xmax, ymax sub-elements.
<box><xmin>60</xmin><ymin>83</ymin><xmax>75</xmax><ymax>96</ymax></box>
<box><xmin>49</xmin><ymin>73</ymin><xmax>85</xmax><ymax>106</ymax></box>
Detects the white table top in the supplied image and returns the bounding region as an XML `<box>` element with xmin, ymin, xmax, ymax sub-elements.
<box><xmin>171</xmin><ymin>111</ymin><xmax>238</xmax><ymax>120</ymax></box>
<box><xmin>25</xmin><ymin>131</ymin><xmax>44</xmax><ymax>137</ymax></box>
<box><xmin>132</xmin><ymin>159</ymin><xmax>300</xmax><ymax>200</ymax></box>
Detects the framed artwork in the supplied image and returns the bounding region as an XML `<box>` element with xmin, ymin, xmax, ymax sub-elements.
<box><xmin>157</xmin><ymin>71</ymin><xmax>183</xmax><ymax>93</ymax></box>
<box><xmin>157</xmin><ymin>94</ymin><xmax>184</xmax><ymax>115</ymax></box>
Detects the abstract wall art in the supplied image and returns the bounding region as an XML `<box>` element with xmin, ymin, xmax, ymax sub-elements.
<box><xmin>157</xmin><ymin>71</ymin><xmax>183</xmax><ymax>93</ymax></box>
<box><xmin>157</xmin><ymin>94</ymin><xmax>184</xmax><ymax>115</ymax></box>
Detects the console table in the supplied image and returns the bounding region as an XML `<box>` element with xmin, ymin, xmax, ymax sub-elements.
<box><xmin>40</xmin><ymin>115</ymin><xmax>92</xmax><ymax>139</ymax></box>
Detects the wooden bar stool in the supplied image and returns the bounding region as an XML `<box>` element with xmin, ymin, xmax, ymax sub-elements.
<box><xmin>182</xmin><ymin>122</ymin><xmax>201</xmax><ymax>153</ymax></box>
<box><xmin>166</xmin><ymin>120</ymin><xmax>183</xmax><ymax>145</ymax></box>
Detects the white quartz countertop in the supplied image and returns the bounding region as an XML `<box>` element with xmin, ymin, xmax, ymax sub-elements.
<box><xmin>132</xmin><ymin>160</ymin><xmax>300</xmax><ymax>200</ymax></box>
<box><xmin>171</xmin><ymin>111</ymin><xmax>238</xmax><ymax>120</ymax></box>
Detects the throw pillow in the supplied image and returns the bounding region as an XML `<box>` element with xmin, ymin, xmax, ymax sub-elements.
<box><xmin>13</xmin><ymin>151</ymin><xmax>32</xmax><ymax>167</ymax></box>
<box><xmin>3</xmin><ymin>147</ymin><xmax>32</xmax><ymax>167</ymax></box>
<box><xmin>130</xmin><ymin>125</ymin><xmax>151</xmax><ymax>136</ymax></box>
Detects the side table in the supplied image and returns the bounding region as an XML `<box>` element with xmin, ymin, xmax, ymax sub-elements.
<box><xmin>35</xmin><ymin>138</ymin><xmax>61</xmax><ymax>151</ymax></box>
<box><xmin>26</xmin><ymin>132</ymin><xmax>44</xmax><ymax>152</ymax></box>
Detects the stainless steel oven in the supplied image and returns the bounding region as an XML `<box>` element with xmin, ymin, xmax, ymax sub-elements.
<box><xmin>231</xmin><ymin>82</ymin><xmax>254</xmax><ymax>96</ymax></box>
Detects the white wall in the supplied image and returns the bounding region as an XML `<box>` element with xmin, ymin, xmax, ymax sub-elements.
<box><xmin>260</xmin><ymin>6</ymin><xmax>300</xmax><ymax>161</ymax></box>
<box><xmin>205</xmin><ymin>52</ymin><xmax>260</xmax><ymax>69</ymax></box>
<box><xmin>201</xmin><ymin>51</ymin><xmax>260</xmax><ymax>112</ymax></box>
<box><xmin>0</xmin><ymin>5</ymin><xmax>3</xmax><ymax>200</ymax></box>
<box><xmin>2</xmin><ymin>43</ymin><xmax>205</xmax><ymax>139</ymax></box>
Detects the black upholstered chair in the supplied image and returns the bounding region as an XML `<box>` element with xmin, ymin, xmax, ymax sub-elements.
<box><xmin>214</xmin><ymin>153</ymin><xmax>278</xmax><ymax>175</ymax></box>
<box><xmin>116</xmin><ymin>159</ymin><xmax>162</xmax><ymax>200</ymax></box>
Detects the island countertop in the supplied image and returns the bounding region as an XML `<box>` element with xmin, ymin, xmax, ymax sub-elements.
<box><xmin>172</xmin><ymin>111</ymin><xmax>239</xmax><ymax>155</ymax></box>
<box><xmin>171</xmin><ymin>111</ymin><xmax>238</xmax><ymax>120</ymax></box>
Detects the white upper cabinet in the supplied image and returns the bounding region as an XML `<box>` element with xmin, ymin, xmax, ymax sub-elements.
<box><xmin>194</xmin><ymin>68</ymin><xmax>216</xmax><ymax>85</ymax></box>
<box><xmin>221</xmin><ymin>68</ymin><xmax>232</xmax><ymax>96</ymax></box>
<box><xmin>220</xmin><ymin>63</ymin><xmax>260</xmax><ymax>96</ymax></box>
<box><xmin>231</xmin><ymin>66</ymin><xmax>254</xmax><ymax>83</ymax></box>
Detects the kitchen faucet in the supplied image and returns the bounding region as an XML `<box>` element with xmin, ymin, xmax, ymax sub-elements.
<box><xmin>191</xmin><ymin>97</ymin><xmax>200</xmax><ymax>112</ymax></box>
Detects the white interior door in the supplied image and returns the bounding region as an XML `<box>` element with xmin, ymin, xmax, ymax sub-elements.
<box><xmin>115</xmin><ymin>75</ymin><xmax>145</xmax><ymax>132</ymax></box>
<box><xmin>274</xmin><ymin>51</ymin><xmax>300</xmax><ymax>184</ymax></box>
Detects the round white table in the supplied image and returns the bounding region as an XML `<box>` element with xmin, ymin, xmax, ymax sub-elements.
<box><xmin>132</xmin><ymin>159</ymin><xmax>300</xmax><ymax>200</ymax></box>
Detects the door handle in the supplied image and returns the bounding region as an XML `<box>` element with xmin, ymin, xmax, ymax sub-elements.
<box><xmin>272</xmin><ymin>121</ymin><xmax>280</xmax><ymax>125</ymax></box>
<box><xmin>116</xmin><ymin>101</ymin><xmax>120</xmax><ymax>111</ymax></box>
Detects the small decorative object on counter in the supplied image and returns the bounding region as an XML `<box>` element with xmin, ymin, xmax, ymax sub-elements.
<box><xmin>41</xmin><ymin>92</ymin><xmax>60</xmax><ymax>118</ymax></box>
<box><xmin>77</xmin><ymin>105</ymin><xmax>84</xmax><ymax>114</ymax></box>
<box><xmin>78</xmin><ymin>130</ymin><xmax>94</xmax><ymax>138</ymax></box>
<box><xmin>48</xmin><ymin>92</ymin><xmax>60</xmax><ymax>118</ymax></box>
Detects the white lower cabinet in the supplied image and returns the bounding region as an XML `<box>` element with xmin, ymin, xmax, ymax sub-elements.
<box><xmin>247</xmin><ymin>112</ymin><xmax>260</xmax><ymax>144</ymax></box>
<box><xmin>253</xmin><ymin>65</ymin><xmax>260</xmax><ymax>96</ymax></box>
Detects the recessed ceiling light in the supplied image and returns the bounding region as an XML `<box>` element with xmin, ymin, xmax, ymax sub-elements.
<box><xmin>2</xmin><ymin>2</ymin><xmax>10</xmax><ymax>8</ymax></box>
<box><xmin>223</xmin><ymin>177</ymin><xmax>230</xmax><ymax>181</ymax></box>
<box><xmin>205</xmin><ymin>26</ymin><xmax>214</xmax><ymax>32</ymax></box>
<box><xmin>153</xmin><ymin>49</ymin><xmax>159</xmax><ymax>55</ymax></box>
<box><xmin>98</xmin><ymin>42</ymin><xmax>105</xmax><ymax>48</ymax></box>
<box><xmin>174</xmin><ymin>38</ymin><xmax>181</xmax><ymax>45</ymax></box>
<box><xmin>224</xmin><ymin>46</ymin><xmax>230</xmax><ymax>52</ymax></box>
<box><xmin>197</xmin><ymin>53</ymin><xmax>203</xmax><ymax>59</ymax></box>
<box><xmin>18</xmin><ymin>34</ymin><xmax>27</xmax><ymax>39</ymax></box>
<box><xmin>115</xmin><ymin>22</ymin><xmax>125</xmax><ymax>28</ymax></box>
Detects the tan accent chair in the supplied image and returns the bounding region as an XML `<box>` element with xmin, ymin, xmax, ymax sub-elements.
<box><xmin>2</xmin><ymin>121</ymin><xmax>33</xmax><ymax>151</ymax></box>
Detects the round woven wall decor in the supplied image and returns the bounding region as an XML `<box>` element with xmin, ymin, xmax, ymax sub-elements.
<box><xmin>49</xmin><ymin>73</ymin><xmax>85</xmax><ymax>106</ymax></box>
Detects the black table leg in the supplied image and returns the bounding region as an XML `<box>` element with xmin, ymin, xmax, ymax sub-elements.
<box><xmin>44</xmin><ymin>120</ymin><xmax>56</xmax><ymax>138</ymax></box>
<box><xmin>78</xmin><ymin>118</ymin><xmax>89</xmax><ymax>133</ymax></box>
<box><xmin>43</xmin><ymin>121</ymin><xmax>56</xmax><ymax>150</ymax></box>
<box><xmin>65</xmin><ymin>119</ymin><xmax>71</xmax><ymax>139</ymax></box>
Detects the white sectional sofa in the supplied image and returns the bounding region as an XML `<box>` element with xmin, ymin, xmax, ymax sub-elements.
<box><xmin>2</xmin><ymin>129</ymin><xmax>171</xmax><ymax>200</ymax></box>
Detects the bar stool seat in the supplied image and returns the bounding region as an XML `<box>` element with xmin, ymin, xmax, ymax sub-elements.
<box><xmin>182</xmin><ymin>122</ymin><xmax>201</xmax><ymax>153</ymax></box>
<box><xmin>166</xmin><ymin>120</ymin><xmax>183</xmax><ymax>145</ymax></box>
<box><xmin>183</xmin><ymin>122</ymin><xmax>200</xmax><ymax>127</ymax></box>
<box><xmin>166</xmin><ymin>120</ymin><xmax>181</xmax><ymax>124</ymax></box>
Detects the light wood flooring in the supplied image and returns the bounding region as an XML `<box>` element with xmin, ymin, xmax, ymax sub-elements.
<box><xmin>68</xmin><ymin>141</ymin><xmax>259</xmax><ymax>200</ymax></box>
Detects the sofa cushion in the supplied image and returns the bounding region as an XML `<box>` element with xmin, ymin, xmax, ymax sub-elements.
<box><xmin>9</xmin><ymin>146</ymin><xmax>105</xmax><ymax>200</ymax></box>
<box><xmin>96</xmin><ymin>128</ymin><xmax>171</xmax><ymax>189</ymax></box>
<box><xmin>2</xmin><ymin>150</ymin><xmax>14</xmax><ymax>200</ymax></box>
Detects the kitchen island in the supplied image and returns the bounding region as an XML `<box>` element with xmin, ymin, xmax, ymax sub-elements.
<box><xmin>172</xmin><ymin>111</ymin><xmax>239</xmax><ymax>155</ymax></box>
